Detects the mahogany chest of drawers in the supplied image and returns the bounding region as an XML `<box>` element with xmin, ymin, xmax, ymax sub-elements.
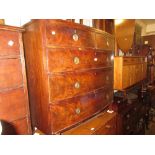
<box><xmin>0</xmin><ymin>25</ymin><xmax>31</xmax><ymax>134</ymax></box>
<box><xmin>114</xmin><ymin>56</ymin><xmax>147</xmax><ymax>90</ymax></box>
<box><xmin>23</xmin><ymin>19</ymin><xmax>115</xmax><ymax>134</ymax></box>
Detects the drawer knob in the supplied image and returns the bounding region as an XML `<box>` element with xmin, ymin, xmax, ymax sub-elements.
<box><xmin>105</xmin><ymin>125</ymin><xmax>111</xmax><ymax>129</ymax></box>
<box><xmin>74</xmin><ymin>82</ymin><xmax>80</xmax><ymax>89</ymax></box>
<box><xmin>94</xmin><ymin>57</ymin><xmax>98</xmax><ymax>62</ymax></box>
<box><xmin>106</xmin><ymin>40</ymin><xmax>109</xmax><ymax>47</ymax></box>
<box><xmin>73</xmin><ymin>33</ymin><xmax>79</xmax><ymax>41</ymax></box>
<box><xmin>106</xmin><ymin>94</ymin><xmax>109</xmax><ymax>100</ymax></box>
<box><xmin>126</xmin><ymin>126</ymin><xmax>130</xmax><ymax>130</ymax></box>
<box><xmin>73</xmin><ymin>57</ymin><xmax>80</xmax><ymax>64</ymax></box>
<box><xmin>106</xmin><ymin>75</ymin><xmax>109</xmax><ymax>81</ymax></box>
<box><xmin>90</xmin><ymin>127</ymin><xmax>95</xmax><ymax>131</ymax></box>
<box><xmin>106</xmin><ymin>57</ymin><xmax>109</xmax><ymax>62</ymax></box>
<box><xmin>8</xmin><ymin>40</ymin><xmax>14</xmax><ymax>46</ymax></box>
<box><xmin>126</xmin><ymin>114</ymin><xmax>130</xmax><ymax>118</ymax></box>
<box><xmin>75</xmin><ymin>108</ymin><xmax>81</xmax><ymax>114</ymax></box>
<box><xmin>51</xmin><ymin>31</ymin><xmax>56</xmax><ymax>35</ymax></box>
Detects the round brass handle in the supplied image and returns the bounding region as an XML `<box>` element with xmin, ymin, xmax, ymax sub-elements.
<box><xmin>73</xmin><ymin>57</ymin><xmax>80</xmax><ymax>64</ymax></box>
<box><xmin>106</xmin><ymin>75</ymin><xmax>109</xmax><ymax>81</ymax></box>
<box><xmin>75</xmin><ymin>108</ymin><xmax>81</xmax><ymax>114</ymax></box>
<box><xmin>106</xmin><ymin>57</ymin><xmax>109</xmax><ymax>62</ymax></box>
<box><xmin>105</xmin><ymin>125</ymin><xmax>111</xmax><ymax>129</ymax></box>
<box><xmin>94</xmin><ymin>57</ymin><xmax>98</xmax><ymax>62</ymax></box>
<box><xmin>73</xmin><ymin>33</ymin><xmax>79</xmax><ymax>41</ymax></box>
<box><xmin>74</xmin><ymin>82</ymin><xmax>80</xmax><ymax>89</ymax></box>
<box><xmin>126</xmin><ymin>114</ymin><xmax>130</xmax><ymax>118</ymax></box>
<box><xmin>106</xmin><ymin>94</ymin><xmax>109</xmax><ymax>100</ymax></box>
<box><xmin>106</xmin><ymin>40</ymin><xmax>109</xmax><ymax>47</ymax></box>
<box><xmin>8</xmin><ymin>40</ymin><xmax>14</xmax><ymax>46</ymax></box>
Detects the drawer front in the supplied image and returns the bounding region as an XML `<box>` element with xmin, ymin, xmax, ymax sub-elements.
<box><xmin>0</xmin><ymin>88</ymin><xmax>27</xmax><ymax>121</ymax></box>
<box><xmin>93</xmin><ymin>116</ymin><xmax>116</xmax><ymax>135</ymax></box>
<box><xmin>62</xmin><ymin>112</ymin><xmax>116</xmax><ymax>135</ymax></box>
<box><xmin>0</xmin><ymin>58</ymin><xmax>23</xmax><ymax>90</ymax></box>
<box><xmin>96</xmin><ymin>33</ymin><xmax>114</xmax><ymax>51</ymax></box>
<box><xmin>50</xmin><ymin>88</ymin><xmax>112</xmax><ymax>133</ymax></box>
<box><xmin>0</xmin><ymin>30</ymin><xmax>20</xmax><ymax>56</ymax></box>
<box><xmin>46</xmin><ymin>21</ymin><xmax>95</xmax><ymax>48</ymax></box>
<box><xmin>47</xmin><ymin>48</ymin><xmax>113</xmax><ymax>73</ymax></box>
<box><xmin>1</xmin><ymin>117</ymin><xmax>30</xmax><ymax>135</ymax></box>
<box><xmin>49</xmin><ymin>69</ymin><xmax>113</xmax><ymax>102</ymax></box>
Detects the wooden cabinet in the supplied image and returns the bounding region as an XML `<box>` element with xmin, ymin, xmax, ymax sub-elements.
<box><xmin>23</xmin><ymin>19</ymin><xmax>115</xmax><ymax>134</ymax></box>
<box><xmin>114</xmin><ymin>56</ymin><xmax>147</xmax><ymax>90</ymax></box>
<box><xmin>0</xmin><ymin>25</ymin><xmax>31</xmax><ymax>135</ymax></box>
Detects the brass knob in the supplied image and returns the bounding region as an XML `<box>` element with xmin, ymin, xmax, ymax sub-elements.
<box><xmin>126</xmin><ymin>126</ymin><xmax>130</xmax><ymax>130</ymax></box>
<box><xmin>126</xmin><ymin>114</ymin><xmax>130</xmax><ymax>118</ymax></box>
<box><xmin>51</xmin><ymin>31</ymin><xmax>56</xmax><ymax>35</ymax></box>
<box><xmin>105</xmin><ymin>125</ymin><xmax>111</xmax><ymax>129</ymax></box>
<box><xmin>74</xmin><ymin>82</ymin><xmax>80</xmax><ymax>89</ymax></box>
<box><xmin>106</xmin><ymin>57</ymin><xmax>109</xmax><ymax>62</ymax></box>
<box><xmin>73</xmin><ymin>57</ymin><xmax>80</xmax><ymax>64</ymax></box>
<box><xmin>94</xmin><ymin>57</ymin><xmax>98</xmax><ymax>62</ymax></box>
<box><xmin>8</xmin><ymin>40</ymin><xmax>14</xmax><ymax>46</ymax></box>
<box><xmin>106</xmin><ymin>40</ymin><xmax>109</xmax><ymax>47</ymax></box>
<box><xmin>75</xmin><ymin>108</ymin><xmax>81</xmax><ymax>114</ymax></box>
<box><xmin>73</xmin><ymin>33</ymin><xmax>79</xmax><ymax>41</ymax></box>
<box><xmin>106</xmin><ymin>75</ymin><xmax>109</xmax><ymax>81</ymax></box>
<box><xmin>106</xmin><ymin>94</ymin><xmax>109</xmax><ymax>100</ymax></box>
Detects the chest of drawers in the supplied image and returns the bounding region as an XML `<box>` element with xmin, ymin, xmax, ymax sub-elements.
<box><xmin>0</xmin><ymin>25</ymin><xmax>31</xmax><ymax>134</ymax></box>
<box><xmin>23</xmin><ymin>19</ymin><xmax>115</xmax><ymax>134</ymax></box>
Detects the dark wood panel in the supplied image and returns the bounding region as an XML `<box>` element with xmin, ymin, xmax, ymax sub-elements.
<box><xmin>0</xmin><ymin>30</ymin><xmax>20</xmax><ymax>56</ymax></box>
<box><xmin>47</xmin><ymin>48</ymin><xmax>113</xmax><ymax>73</ymax></box>
<box><xmin>49</xmin><ymin>69</ymin><xmax>113</xmax><ymax>102</ymax></box>
<box><xmin>50</xmin><ymin>88</ymin><xmax>112</xmax><ymax>134</ymax></box>
<box><xmin>0</xmin><ymin>58</ymin><xmax>23</xmax><ymax>90</ymax></box>
<box><xmin>96</xmin><ymin>33</ymin><xmax>114</xmax><ymax>50</ymax></box>
<box><xmin>62</xmin><ymin>111</ymin><xmax>116</xmax><ymax>135</ymax></box>
<box><xmin>0</xmin><ymin>88</ymin><xmax>27</xmax><ymax>122</ymax></box>
<box><xmin>1</xmin><ymin>117</ymin><xmax>30</xmax><ymax>135</ymax></box>
<box><xmin>46</xmin><ymin>20</ymin><xmax>96</xmax><ymax>48</ymax></box>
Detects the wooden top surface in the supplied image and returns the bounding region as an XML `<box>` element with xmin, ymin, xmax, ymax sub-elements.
<box><xmin>0</xmin><ymin>24</ymin><xmax>24</xmax><ymax>32</ymax></box>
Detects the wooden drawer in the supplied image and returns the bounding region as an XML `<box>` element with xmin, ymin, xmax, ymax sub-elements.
<box><xmin>46</xmin><ymin>21</ymin><xmax>96</xmax><ymax>48</ymax></box>
<box><xmin>47</xmin><ymin>48</ymin><xmax>113</xmax><ymax>73</ymax></box>
<box><xmin>1</xmin><ymin>117</ymin><xmax>30</xmax><ymax>135</ymax></box>
<box><xmin>96</xmin><ymin>33</ymin><xmax>114</xmax><ymax>51</ymax></box>
<box><xmin>0</xmin><ymin>58</ymin><xmax>23</xmax><ymax>90</ymax></box>
<box><xmin>61</xmin><ymin>111</ymin><xmax>116</xmax><ymax>135</ymax></box>
<box><xmin>0</xmin><ymin>30</ymin><xmax>20</xmax><ymax>56</ymax></box>
<box><xmin>49</xmin><ymin>69</ymin><xmax>113</xmax><ymax>102</ymax></box>
<box><xmin>0</xmin><ymin>88</ymin><xmax>27</xmax><ymax>122</ymax></box>
<box><xmin>49</xmin><ymin>88</ymin><xmax>112</xmax><ymax>134</ymax></box>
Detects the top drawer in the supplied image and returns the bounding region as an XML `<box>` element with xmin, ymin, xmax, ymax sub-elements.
<box><xmin>96</xmin><ymin>33</ymin><xmax>114</xmax><ymax>51</ymax></box>
<box><xmin>46</xmin><ymin>21</ymin><xmax>96</xmax><ymax>48</ymax></box>
<box><xmin>0</xmin><ymin>30</ymin><xmax>20</xmax><ymax>56</ymax></box>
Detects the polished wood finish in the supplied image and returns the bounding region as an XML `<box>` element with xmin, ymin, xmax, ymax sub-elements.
<box><xmin>0</xmin><ymin>25</ymin><xmax>31</xmax><ymax>134</ymax></box>
<box><xmin>61</xmin><ymin>111</ymin><xmax>116</xmax><ymax>135</ymax></box>
<box><xmin>114</xmin><ymin>56</ymin><xmax>147</xmax><ymax>90</ymax></box>
<box><xmin>23</xmin><ymin>19</ymin><xmax>114</xmax><ymax>134</ymax></box>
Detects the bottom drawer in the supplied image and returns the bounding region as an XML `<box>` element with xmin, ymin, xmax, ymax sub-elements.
<box><xmin>1</xmin><ymin>117</ymin><xmax>31</xmax><ymax>135</ymax></box>
<box><xmin>61</xmin><ymin>111</ymin><xmax>116</xmax><ymax>135</ymax></box>
<box><xmin>50</xmin><ymin>87</ymin><xmax>113</xmax><ymax>134</ymax></box>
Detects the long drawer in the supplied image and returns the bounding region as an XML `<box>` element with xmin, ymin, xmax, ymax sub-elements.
<box><xmin>0</xmin><ymin>30</ymin><xmax>20</xmax><ymax>56</ymax></box>
<box><xmin>49</xmin><ymin>87</ymin><xmax>113</xmax><ymax>134</ymax></box>
<box><xmin>47</xmin><ymin>48</ymin><xmax>113</xmax><ymax>73</ymax></box>
<box><xmin>49</xmin><ymin>68</ymin><xmax>113</xmax><ymax>102</ymax></box>
<box><xmin>0</xmin><ymin>88</ymin><xmax>27</xmax><ymax>121</ymax></box>
<box><xmin>0</xmin><ymin>58</ymin><xmax>23</xmax><ymax>90</ymax></box>
<box><xmin>46</xmin><ymin>20</ymin><xmax>96</xmax><ymax>48</ymax></box>
<box><xmin>61</xmin><ymin>111</ymin><xmax>116</xmax><ymax>135</ymax></box>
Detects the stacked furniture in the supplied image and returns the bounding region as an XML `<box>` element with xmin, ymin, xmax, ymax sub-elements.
<box><xmin>0</xmin><ymin>25</ymin><xmax>31</xmax><ymax>134</ymax></box>
<box><xmin>23</xmin><ymin>19</ymin><xmax>116</xmax><ymax>134</ymax></box>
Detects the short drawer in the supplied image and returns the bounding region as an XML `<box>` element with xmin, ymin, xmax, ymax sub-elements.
<box><xmin>0</xmin><ymin>88</ymin><xmax>27</xmax><ymax>122</ymax></box>
<box><xmin>49</xmin><ymin>69</ymin><xmax>113</xmax><ymax>102</ymax></box>
<box><xmin>61</xmin><ymin>111</ymin><xmax>116</xmax><ymax>135</ymax></box>
<box><xmin>47</xmin><ymin>48</ymin><xmax>113</xmax><ymax>73</ymax></box>
<box><xmin>0</xmin><ymin>58</ymin><xmax>23</xmax><ymax>90</ymax></box>
<box><xmin>1</xmin><ymin>117</ymin><xmax>30</xmax><ymax>135</ymax></box>
<box><xmin>50</xmin><ymin>88</ymin><xmax>112</xmax><ymax>134</ymax></box>
<box><xmin>0</xmin><ymin>30</ymin><xmax>20</xmax><ymax>56</ymax></box>
<box><xmin>96</xmin><ymin>33</ymin><xmax>114</xmax><ymax>51</ymax></box>
<box><xmin>46</xmin><ymin>21</ymin><xmax>96</xmax><ymax>48</ymax></box>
